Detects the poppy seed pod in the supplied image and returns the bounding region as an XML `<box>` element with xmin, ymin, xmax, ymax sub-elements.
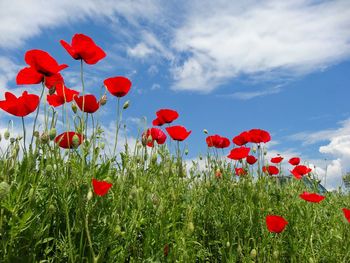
<box><xmin>33</xmin><ymin>130</ymin><xmax>40</xmax><ymax>138</ymax></box>
<box><xmin>41</xmin><ymin>132</ymin><xmax>49</xmax><ymax>144</ymax></box>
<box><xmin>48</xmin><ymin>87</ymin><xmax>56</xmax><ymax>95</ymax></box>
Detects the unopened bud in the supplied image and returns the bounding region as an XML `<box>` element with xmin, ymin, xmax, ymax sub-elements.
<box><xmin>4</xmin><ymin>130</ymin><xmax>10</xmax><ymax>140</ymax></box>
<box><xmin>72</xmin><ymin>134</ymin><xmax>80</xmax><ymax>148</ymax></box>
<box><xmin>100</xmin><ymin>94</ymin><xmax>107</xmax><ymax>106</ymax></box>
<box><xmin>273</xmin><ymin>250</ymin><xmax>279</xmax><ymax>259</ymax></box>
<box><xmin>203</xmin><ymin>129</ymin><xmax>208</xmax><ymax>134</ymax></box>
<box><xmin>250</xmin><ymin>248</ymin><xmax>257</xmax><ymax>258</ymax></box>
<box><xmin>71</xmin><ymin>103</ymin><xmax>78</xmax><ymax>114</ymax></box>
<box><xmin>10</xmin><ymin>138</ymin><xmax>15</xmax><ymax>144</ymax></box>
<box><xmin>99</xmin><ymin>142</ymin><xmax>105</xmax><ymax>150</ymax></box>
<box><xmin>87</xmin><ymin>190</ymin><xmax>93</xmax><ymax>201</ymax></box>
<box><xmin>184</xmin><ymin>148</ymin><xmax>189</xmax><ymax>155</ymax></box>
<box><xmin>226</xmin><ymin>241</ymin><xmax>231</xmax><ymax>248</ymax></box>
<box><xmin>122</xmin><ymin>100</ymin><xmax>130</xmax><ymax>110</ymax></box>
<box><xmin>48</xmin><ymin>204</ymin><xmax>56</xmax><ymax>214</ymax></box>
<box><xmin>46</xmin><ymin>164</ymin><xmax>53</xmax><ymax>175</ymax></box>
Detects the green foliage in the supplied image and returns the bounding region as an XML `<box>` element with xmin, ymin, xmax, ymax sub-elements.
<box><xmin>0</xmin><ymin>141</ymin><xmax>349</xmax><ymax>263</ymax></box>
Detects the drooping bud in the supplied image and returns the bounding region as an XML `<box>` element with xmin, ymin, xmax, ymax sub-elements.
<box><xmin>49</xmin><ymin>128</ymin><xmax>57</xmax><ymax>140</ymax></box>
<box><xmin>123</xmin><ymin>100</ymin><xmax>130</xmax><ymax>110</ymax></box>
<box><xmin>71</xmin><ymin>103</ymin><xmax>78</xmax><ymax>114</ymax></box>
<box><xmin>100</xmin><ymin>94</ymin><xmax>107</xmax><ymax>106</ymax></box>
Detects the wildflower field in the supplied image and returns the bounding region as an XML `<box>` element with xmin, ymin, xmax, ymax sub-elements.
<box><xmin>0</xmin><ymin>34</ymin><xmax>349</xmax><ymax>263</ymax></box>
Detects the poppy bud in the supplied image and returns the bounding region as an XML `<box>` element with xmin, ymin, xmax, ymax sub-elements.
<box><xmin>184</xmin><ymin>148</ymin><xmax>189</xmax><ymax>155</ymax></box>
<box><xmin>123</xmin><ymin>100</ymin><xmax>130</xmax><ymax>110</ymax></box>
<box><xmin>203</xmin><ymin>129</ymin><xmax>208</xmax><ymax>134</ymax></box>
<box><xmin>28</xmin><ymin>187</ymin><xmax>35</xmax><ymax>201</ymax></box>
<box><xmin>72</xmin><ymin>134</ymin><xmax>80</xmax><ymax>148</ymax></box>
<box><xmin>71</xmin><ymin>103</ymin><xmax>78</xmax><ymax>114</ymax></box>
<box><xmin>152</xmin><ymin>194</ymin><xmax>160</xmax><ymax>206</ymax></box>
<box><xmin>104</xmin><ymin>176</ymin><xmax>113</xmax><ymax>183</ymax></box>
<box><xmin>100</xmin><ymin>94</ymin><xmax>107</xmax><ymax>106</ymax></box>
<box><xmin>226</xmin><ymin>241</ymin><xmax>230</xmax><ymax>248</ymax></box>
<box><xmin>237</xmin><ymin>245</ymin><xmax>242</xmax><ymax>254</ymax></box>
<box><xmin>250</xmin><ymin>248</ymin><xmax>257</xmax><ymax>258</ymax></box>
<box><xmin>10</xmin><ymin>138</ymin><xmax>15</xmax><ymax>144</ymax></box>
<box><xmin>87</xmin><ymin>190</ymin><xmax>93</xmax><ymax>201</ymax></box>
<box><xmin>49</xmin><ymin>128</ymin><xmax>57</xmax><ymax>140</ymax></box>
<box><xmin>41</xmin><ymin>132</ymin><xmax>49</xmax><ymax>144</ymax></box>
<box><xmin>48</xmin><ymin>87</ymin><xmax>56</xmax><ymax>95</ymax></box>
<box><xmin>46</xmin><ymin>164</ymin><xmax>53</xmax><ymax>175</ymax></box>
<box><xmin>0</xmin><ymin>181</ymin><xmax>10</xmax><ymax>200</ymax></box>
<box><xmin>4</xmin><ymin>130</ymin><xmax>10</xmax><ymax>140</ymax></box>
<box><xmin>264</xmin><ymin>149</ymin><xmax>267</xmax><ymax>155</ymax></box>
<box><xmin>199</xmin><ymin>155</ymin><xmax>203</xmax><ymax>160</ymax></box>
<box><xmin>273</xmin><ymin>250</ymin><xmax>279</xmax><ymax>259</ymax></box>
<box><xmin>252</xmin><ymin>147</ymin><xmax>257</xmax><ymax>153</ymax></box>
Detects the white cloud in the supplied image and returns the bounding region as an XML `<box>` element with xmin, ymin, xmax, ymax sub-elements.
<box><xmin>0</xmin><ymin>0</ymin><xmax>160</xmax><ymax>48</ymax></box>
<box><xmin>171</xmin><ymin>0</ymin><xmax>350</xmax><ymax>92</ymax></box>
<box><xmin>0</xmin><ymin>57</ymin><xmax>21</xmax><ymax>94</ymax></box>
<box><xmin>127</xmin><ymin>43</ymin><xmax>155</xmax><ymax>58</ymax></box>
<box><xmin>288</xmin><ymin>118</ymin><xmax>350</xmax><ymax>190</ymax></box>
<box><xmin>220</xmin><ymin>84</ymin><xmax>283</xmax><ymax>100</ymax></box>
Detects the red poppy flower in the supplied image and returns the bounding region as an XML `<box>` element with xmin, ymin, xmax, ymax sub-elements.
<box><xmin>291</xmin><ymin>165</ymin><xmax>312</xmax><ymax>179</ymax></box>
<box><xmin>165</xmin><ymin>125</ymin><xmax>191</xmax><ymax>141</ymax></box>
<box><xmin>266</xmin><ymin>215</ymin><xmax>288</xmax><ymax>233</ymax></box>
<box><xmin>143</xmin><ymin>128</ymin><xmax>167</xmax><ymax>147</ymax></box>
<box><xmin>246</xmin><ymin>155</ymin><xmax>257</xmax><ymax>165</ymax></box>
<box><xmin>104</xmin><ymin>76</ymin><xmax>132</xmax><ymax>97</ymax></box>
<box><xmin>248</xmin><ymin>129</ymin><xmax>271</xmax><ymax>144</ymax></box>
<box><xmin>235</xmin><ymin>167</ymin><xmax>247</xmax><ymax>176</ymax></box>
<box><xmin>16</xmin><ymin>49</ymin><xmax>67</xmax><ymax>85</ymax></box>
<box><xmin>45</xmin><ymin>73</ymin><xmax>65</xmax><ymax>89</ymax></box>
<box><xmin>60</xmin><ymin>34</ymin><xmax>106</xmax><ymax>64</ymax></box>
<box><xmin>92</xmin><ymin>178</ymin><xmax>112</xmax><ymax>196</ymax></box>
<box><xmin>271</xmin><ymin>156</ymin><xmax>283</xmax><ymax>164</ymax></box>
<box><xmin>232</xmin><ymin>131</ymin><xmax>250</xmax><ymax>146</ymax></box>
<box><xmin>342</xmin><ymin>208</ymin><xmax>350</xmax><ymax>223</ymax></box>
<box><xmin>0</xmin><ymin>91</ymin><xmax>39</xmax><ymax>117</ymax></box>
<box><xmin>289</xmin><ymin>157</ymin><xmax>300</xmax><ymax>166</ymax></box>
<box><xmin>47</xmin><ymin>84</ymin><xmax>79</xmax><ymax>107</ymax></box>
<box><xmin>263</xmin><ymin>165</ymin><xmax>279</xmax><ymax>175</ymax></box>
<box><xmin>299</xmin><ymin>192</ymin><xmax>325</xmax><ymax>203</ymax></box>
<box><xmin>54</xmin><ymin>132</ymin><xmax>84</xmax><ymax>149</ymax></box>
<box><xmin>74</xmin><ymin>94</ymin><xmax>100</xmax><ymax>113</ymax></box>
<box><xmin>206</xmin><ymin>135</ymin><xmax>230</xmax><ymax>148</ymax></box>
<box><xmin>152</xmin><ymin>109</ymin><xmax>179</xmax><ymax>126</ymax></box>
<box><xmin>227</xmin><ymin>147</ymin><xmax>250</xmax><ymax>160</ymax></box>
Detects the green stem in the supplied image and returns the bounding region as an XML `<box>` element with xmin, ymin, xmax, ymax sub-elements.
<box><xmin>30</xmin><ymin>82</ymin><xmax>45</xmax><ymax>147</ymax></box>
<box><xmin>113</xmin><ymin>98</ymin><xmax>121</xmax><ymax>157</ymax></box>
<box><xmin>21</xmin><ymin>117</ymin><xmax>27</xmax><ymax>155</ymax></box>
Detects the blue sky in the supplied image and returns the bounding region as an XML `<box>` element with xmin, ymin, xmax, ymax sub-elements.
<box><xmin>1</xmin><ymin>0</ymin><xmax>350</xmax><ymax>189</ymax></box>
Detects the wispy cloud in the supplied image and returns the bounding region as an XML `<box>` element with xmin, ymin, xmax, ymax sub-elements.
<box><xmin>218</xmin><ymin>84</ymin><xmax>283</xmax><ymax>100</ymax></box>
<box><xmin>171</xmin><ymin>0</ymin><xmax>350</xmax><ymax>92</ymax></box>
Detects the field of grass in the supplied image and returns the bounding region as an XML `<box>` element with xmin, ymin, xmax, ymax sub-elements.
<box><xmin>0</xmin><ymin>35</ymin><xmax>349</xmax><ymax>263</ymax></box>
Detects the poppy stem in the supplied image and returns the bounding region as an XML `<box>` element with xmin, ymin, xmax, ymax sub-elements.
<box><xmin>21</xmin><ymin>117</ymin><xmax>27</xmax><ymax>155</ymax></box>
<box><xmin>113</xmin><ymin>97</ymin><xmax>121</xmax><ymax>157</ymax></box>
<box><xmin>30</xmin><ymin>82</ymin><xmax>45</xmax><ymax>148</ymax></box>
